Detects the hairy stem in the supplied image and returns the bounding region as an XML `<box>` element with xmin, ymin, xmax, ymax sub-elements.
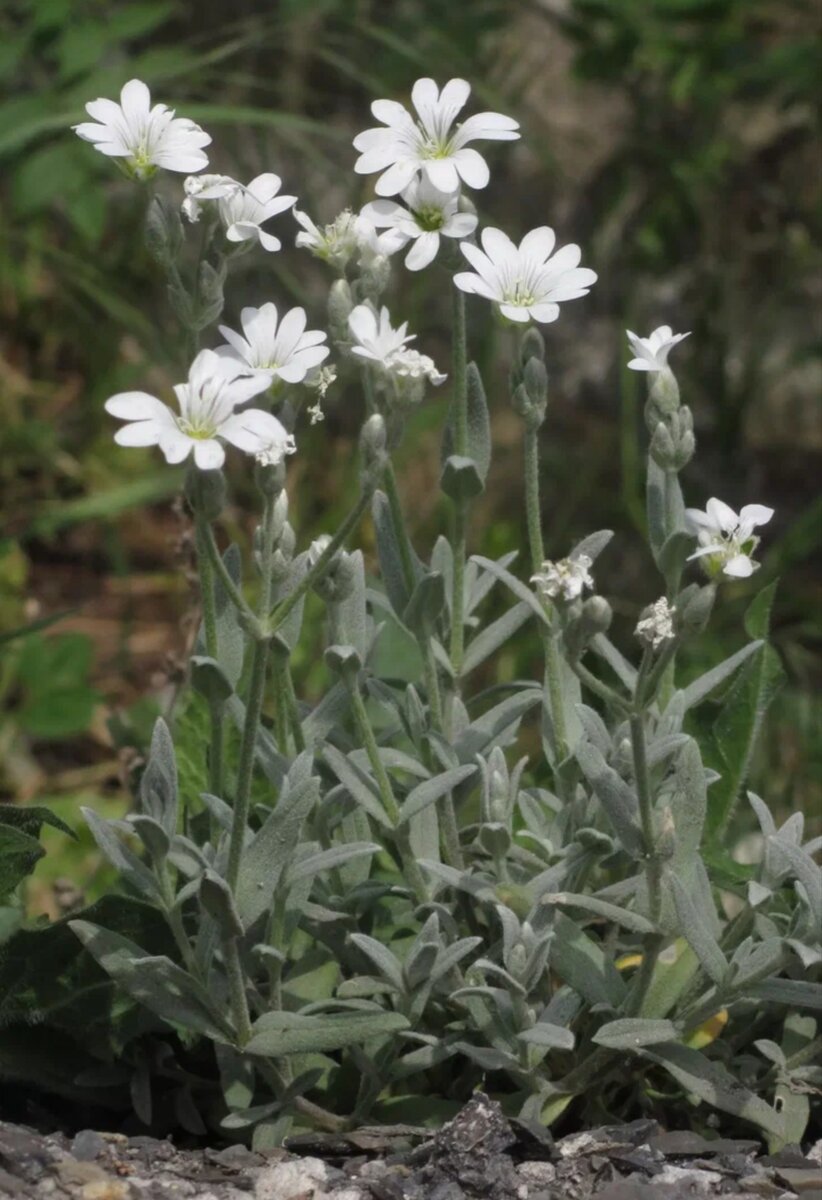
<box><xmin>224</xmin><ymin>936</ymin><xmax>253</xmax><ymax>1046</ymax></box>
<box><xmin>449</xmin><ymin>286</ymin><xmax>469</xmax><ymax>677</ymax></box>
<box><xmin>195</xmin><ymin>518</ymin><xmax>225</xmax><ymax>800</ymax></box>
<box><xmin>630</xmin><ymin>712</ymin><xmax>662</xmax><ymax>926</ymax></box>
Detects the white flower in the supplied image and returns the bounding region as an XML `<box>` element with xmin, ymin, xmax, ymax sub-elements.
<box><xmin>531</xmin><ymin>555</ymin><xmax>594</xmax><ymax>602</ymax></box>
<box><xmin>353</xmin><ymin>77</ymin><xmax>519</xmax><ymax>197</ymax></box>
<box><xmin>73</xmin><ymin>79</ymin><xmax>210</xmax><ymax>179</ymax></box>
<box><xmin>636</xmin><ymin>598</ymin><xmax>677</xmax><ymax>649</ymax></box>
<box><xmin>362</xmin><ymin>177</ymin><xmax>478</xmax><ymax>271</ymax></box>
<box><xmin>104</xmin><ymin>349</ymin><xmax>294</xmax><ymax>470</ymax></box>
<box><xmin>181</xmin><ymin>174</ymin><xmax>240</xmax><ymax>222</ymax></box>
<box><xmin>294</xmin><ymin>209</ymin><xmax>400</xmax><ymax>270</ymax></box>
<box><xmin>455</xmin><ymin>227</ymin><xmax>597</xmax><ymax>324</ymax></box>
<box><xmin>685</xmin><ymin>498</ymin><xmax>774</xmax><ymax>579</ymax></box>
<box><xmin>348</xmin><ymin>304</ymin><xmax>413</xmax><ymax>368</ymax></box>
<box><xmin>626</xmin><ymin>326</ymin><xmax>690</xmax><ymax>372</ymax></box>
<box><xmin>347</xmin><ymin>305</ymin><xmax>445</xmax><ymax>387</ymax></box>
<box><xmin>217</xmin><ymin>304</ymin><xmax>329</xmax><ymax>385</ymax></box>
<box><xmin>217</xmin><ymin>174</ymin><xmax>297</xmax><ymax>251</ymax></box>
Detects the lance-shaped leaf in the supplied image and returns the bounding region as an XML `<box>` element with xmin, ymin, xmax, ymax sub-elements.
<box><xmin>574</xmin><ymin>741</ymin><xmax>643</xmax><ymax>858</ymax></box>
<box><xmin>569</xmin><ymin>530</ymin><xmax>613</xmax><ymax>565</ymax></box>
<box><xmin>323</xmin><ymin>745</ymin><xmax>393</xmax><ymax>829</ymax></box>
<box><xmin>397</xmin><ymin>764</ymin><xmax>477</xmax><ymax>825</ymax></box>
<box><xmin>372</xmin><ymin>490</ymin><xmax>420</xmax><ymax>616</ymax></box>
<box><xmin>462</xmin><ymin>602</ymin><xmax>533</xmax><ymax>675</ymax></box>
<box><xmin>334</xmin><ymin>549</ymin><xmax>369</xmax><ymax>660</ymax></box>
<box><xmin>471</xmin><ymin>556</ymin><xmax>551</xmax><ymax>627</ymax></box>
<box><xmin>593</xmin><ymin>1018</ymin><xmax>678</xmax><ymax>1050</ymax></box>
<box><xmin>285</xmin><ymin>842</ymin><xmax>379</xmax><ymax>887</ymax></box>
<box><xmin>455</xmin><ymin>689</ymin><xmax>542</xmax><ymax>761</ymax></box>
<box><xmin>70</xmin><ymin>920</ymin><xmax>231</xmax><ymax>1042</ymax></box>
<box><xmin>550</xmin><ymin>913</ymin><xmax>626</xmax><ymax>1008</ymax></box>
<box><xmin>518</xmin><ymin>1023</ymin><xmax>575</xmax><ymax>1051</ymax></box>
<box><xmin>708</xmin><ymin>584</ymin><xmax>785</xmax><ymax>834</ymax></box>
<box><xmin>199</xmin><ymin>870</ymin><xmax>244</xmax><ymax>940</ymax></box>
<box><xmin>245</xmin><ymin>1009</ymin><xmax>408</xmax><ymax>1057</ymax></box>
<box><xmin>749</xmin><ymin>979</ymin><xmax>822</xmax><ymax>1010</ymax></box>
<box><xmin>81</xmin><ymin>808</ymin><xmax>159</xmax><ymax>900</ymax></box>
<box><xmin>441</xmin><ymin>361</ymin><xmax>491</xmax><ymax>484</ymax></box>
<box><xmin>669</xmin><ymin>873</ymin><xmax>728</xmax><ymax>985</ymax></box>
<box><xmin>545</xmin><ymin>893</ymin><xmax>656</xmax><ymax>934</ymax></box>
<box><xmin>349</xmin><ymin>933</ymin><xmax>404</xmax><ymax>990</ymax></box>
<box><xmin>403</xmin><ymin>571</ymin><xmax>446</xmax><ymax>637</ymax></box>
<box><xmin>140</xmin><ymin>718</ymin><xmax>178</xmax><ymax>836</ymax></box>
<box><xmin>234</xmin><ymin>774</ymin><xmax>318</xmax><ymax>928</ymax></box>
<box><xmin>679</xmin><ymin>641</ymin><xmax>763</xmax><ymax>713</ymax></box>
<box><xmin>190</xmin><ymin>655</ymin><xmax>234</xmax><ymax>706</ymax></box>
<box><xmin>643</xmin><ymin>1042</ymin><xmax>786</xmax><ymax>1138</ymax></box>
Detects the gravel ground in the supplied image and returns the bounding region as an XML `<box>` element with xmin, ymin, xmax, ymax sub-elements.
<box><xmin>1</xmin><ymin>1095</ymin><xmax>821</xmax><ymax>1200</ymax></box>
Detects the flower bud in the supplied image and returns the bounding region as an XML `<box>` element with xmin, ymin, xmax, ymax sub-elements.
<box><xmin>519</xmin><ymin>327</ymin><xmax>545</xmax><ymax>368</ymax></box>
<box><xmin>648</xmin><ymin>366</ymin><xmax>680</xmax><ymax>415</ymax></box>
<box><xmin>360</xmin><ymin>413</ymin><xmax>388</xmax><ymax>482</ymax></box>
<box><xmin>581</xmin><ymin>595</ymin><xmax>612</xmax><ymax>635</ymax></box>
<box><xmin>655</xmin><ymin>805</ymin><xmax>676</xmax><ymax>860</ymax></box>
<box><xmin>185</xmin><ymin>467</ymin><xmax>225</xmax><ymax>522</ymax></box>
<box><xmin>254</xmin><ymin>458</ymin><xmax>287</xmax><ymax>499</ymax></box>
<box><xmin>650</xmin><ymin>421</ymin><xmax>677</xmax><ymax>469</ymax></box>
<box><xmin>328</xmin><ymin>279</ymin><xmax>354</xmax><ymax>340</ymax></box>
<box><xmin>507</xmin><ymin>941</ymin><xmax>528</xmax><ymax>980</ymax></box>
<box><xmin>359</xmin><ymin>253</ymin><xmax>392</xmax><ymax>301</ymax></box>
<box><xmin>523</xmin><ymin>357</ymin><xmax>548</xmax><ymax>405</ymax></box>
<box><xmin>144</xmin><ymin>195</ymin><xmax>183</xmax><ymax>266</ymax></box>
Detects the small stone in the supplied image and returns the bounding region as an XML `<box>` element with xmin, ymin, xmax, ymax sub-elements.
<box><xmin>254</xmin><ymin>1155</ymin><xmax>328</xmax><ymax>1200</ymax></box>
<box><xmin>774</xmin><ymin>1166</ymin><xmax>822</xmax><ymax>1194</ymax></box>
<box><xmin>72</xmin><ymin>1130</ymin><xmax>108</xmax><ymax>1162</ymax></box>
<box><xmin>651</xmin><ymin>1164</ymin><xmax>722</xmax><ymax>1192</ymax></box>
<box><xmin>516</xmin><ymin>1160</ymin><xmax>557</xmax><ymax>1186</ymax></box>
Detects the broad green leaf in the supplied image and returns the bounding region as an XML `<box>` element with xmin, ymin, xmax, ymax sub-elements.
<box><xmin>593</xmin><ymin>1018</ymin><xmax>678</xmax><ymax>1049</ymax></box>
<box><xmin>0</xmin><ymin>825</ymin><xmax>44</xmax><ymax>901</ymax></box>
<box><xmin>246</xmin><ymin>1009</ymin><xmax>408</xmax><ymax>1057</ymax></box>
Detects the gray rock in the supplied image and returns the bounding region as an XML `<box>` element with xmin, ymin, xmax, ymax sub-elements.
<box><xmin>71</xmin><ymin>1128</ymin><xmax>108</xmax><ymax>1161</ymax></box>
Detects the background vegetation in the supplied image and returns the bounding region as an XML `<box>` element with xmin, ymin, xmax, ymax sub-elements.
<box><xmin>1</xmin><ymin>0</ymin><xmax>820</xmax><ymax>915</ymax></box>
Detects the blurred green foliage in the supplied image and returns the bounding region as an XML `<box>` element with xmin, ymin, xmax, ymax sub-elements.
<box><xmin>1</xmin><ymin>0</ymin><xmax>819</xmax><ymax>864</ymax></box>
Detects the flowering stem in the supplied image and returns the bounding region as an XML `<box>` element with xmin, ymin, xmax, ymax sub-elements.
<box><xmin>523</xmin><ymin>420</ymin><xmax>545</xmax><ymax>573</ymax></box>
<box><xmin>523</xmin><ymin>419</ymin><xmax>570</xmax><ymax>766</ymax></box>
<box><xmin>224</xmin><ymin>935</ymin><xmax>253</xmax><ymax>1047</ymax></box>
<box><xmin>269</xmin><ymin>486</ymin><xmax>373</xmax><ymax>633</ymax></box>
<box><xmin>630</xmin><ymin>712</ymin><xmax>662</xmax><ymax>925</ymax></box>
<box><xmin>384</xmin><ymin>463</ymin><xmax>417</xmax><ymax>594</ymax></box>
<box><xmin>449</xmin><ymin>286</ymin><xmax>469</xmax><ymax>676</ymax></box>
<box><xmin>572</xmin><ymin>658</ymin><xmax>631</xmax><ymax>715</ymax></box>
<box><xmin>194</xmin><ymin>518</ymin><xmax>225</xmax><ymax>799</ymax></box>
<box><xmin>343</xmin><ymin>669</ymin><xmax>429</xmax><ymax>903</ymax></box>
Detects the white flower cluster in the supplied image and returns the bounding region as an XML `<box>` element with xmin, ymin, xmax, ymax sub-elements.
<box><xmin>348</xmin><ymin>305</ymin><xmax>446</xmax><ymax>391</ymax></box>
<box><xmin>531</xmin><ymin>555</ymin><xmax>594</xmax><ymax>603</ymax></box>
<box><xmin>686</xmin><ymin>499</ymin><xmax>774</xmax><ymax>579</ymax></box>
<box><xmin>635</xmin><ymin>598</ymin><xmax>677</xmax><ymax>649</ymax></box>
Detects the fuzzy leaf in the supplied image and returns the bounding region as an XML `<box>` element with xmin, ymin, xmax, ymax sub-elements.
<box><xmin>471</xmin><ymin>556</ymin><xmax>552</xmax><ymax>627</ymax></box>
<box><xmin>69</xmin><ymin>920</ymin><xmax>230</xmax><ymax>1041</ymax></box>
<box><xmin>644</xmin><ymin>1042</ymin><xmax>785</xmax><ymax>1137</ymax></box>
<box><xmin>550</xmin><ymin>913</ymin><xmax>626</xmax><ymax>1008</ymax></box>
<box><xmin>518</xmin><ymin>1023</ymin><xmax>575</xmax><ymax>1050</ymax></box>
<box><xmin>679</xmin><ymin>641</ymin><xmax>764</xmax><ymax>713</ymax></box>
<box><xmin>397</xmin><ymin>765</ymin><xmax>477</xmax><ymax>826</ymax></box>
<box><xmin>545</xmin><ymin>893</ymin><xmax>656</xmax><ymax>934</ymax></box>
<box><xmin>574</xmin><ymin>741</ymin><xmax>643</xmax><ymax>857</ymax></box>
<box><xmin>245</xmin><ymin>1009</ymin><xmax>408</xmax><ymax>1057</ymax></box>
<box><xmin>234</xmin><ymin>774</ymin><xmax>318</xmax><ymax>928</ymax></box>
<box><xmin>81</xmin><ymin>808</ymin><xmax>158</xmax><ymax>900</ymax></box>
<box><xmin>323</xmin><ymin>745</ymin><xmax>393</xmax><ymax>830</ymax></box>
<box><xmin>139</xmin><ymin>718</ymin><xmax>178</xmax><ymax>836</ymax></box>
<box><xmin>593</xmin><ymin>1018</ymin><xmax>678</xmax><ymax>1049</ymax></box>
<box><xmin>463</xmin><ymin>602</ymin><xmax>533</xmax><ymax>674</ymax></box>
<box><xmin>669</xmin><ymin>873</ymin><xmax>728</xmax><ymax>985</ymax></box>
<box><xmin>286</xmin><ymin>842</ymin><xmax>379</xmax><ymax>886</ymax></box>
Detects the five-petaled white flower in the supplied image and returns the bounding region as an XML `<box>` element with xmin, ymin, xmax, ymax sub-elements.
<box><xmin>531</xmin><ymin>555</ymin><xmax>594</xmax><ymax>603</ymax></box>
<box><xmin>293</xmin><ymin>209</ymin><xmax>400</xmax><ymax>270</ymax></box>
<box><xmin>455</xmin><ymin>227</ymin><xmax>597</xmax><ymax>324</ymax></box>
<box><xmin>347</xmin><ymin>305</ymin><xmax>445</xmax><ymax>387</ymax></box>
<box><xmin>685</xmin><ymin>498</ymin><xmax>774</xmax><ymax>579</ymax></box>
<box><xmin>217</xmin><ymin>304</ymin><xmax>329</xmax><ymax>386</ymax></box>
<box><xmin>104</xmin><ymin>349</ymin><xmax>294</xmax><ymax>471</ymax></box>
<box><xmin>181</xmin><ymin>174</ymin><xmax>240</xmax><ymax>222</ymax></box>
<box><xmin>636</xmin><ymin>598</ymin><xmax>677</xmax><ymax>649</ymax></box>
<box><xmin>353</xmin><ymin>77</ymin><xmax>519</xmax><ymax>197</ymax></box>
<box><xmin>73</xmin><ymin>79</ymin><xmax>211</xmax><ymax>179</ymax></box>
<box><xmin>362</xmin><ymin>177</ymin><xmax>478</xmax><ymax>271</ymax></box>
<box><xmin>216</xmin><ymin>174</ymin><xmax>297</xmax><ymax>251</ymax></box>
<box><xmin>626</xmin><ymin>326</ymin><xmax>691</xmax><ymax>372</ymax></box>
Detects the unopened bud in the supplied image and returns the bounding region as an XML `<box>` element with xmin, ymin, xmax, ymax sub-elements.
<box><xmin>185</xmin><ymin>467</ymin><xmax>225</xmax><ymax>522</ymax></box>
<box><xmin>648</xmin><ymin>366</ymin><xmax>680</xmax><ymax>415</ymax></box>
<box><xmin>519</xmin><ymin>327</ymin><xmax>545</xmax><ymax>368</ymax></box>
<box><xmin>360</xmin><ymin>253</ymin><xmax>391</xmax><ymax>301</ymax></box>
<box><xmin>254</xmin><ymin>458</ymin><xmax>287</xmax><ymax>499</ymax></box>
<box><xmin>523</xmin><ymin>357</ymin><xmax>548</xmax><ymax>404</ymax></box>
<box><xmin>328</xmin><ymin>278</ymin><xmax>354</xmax><ymax>339</ymax></box>
<box><xmin>360</xmin><ymin>413</ymin><xmax>388</xmax><ymax>481</ymax></box>
<box><xmin>650</xmin><ymin>421</ymin><xmax>677</xmax><ymax>469</ymax></box>
<box><xmin>581</xmin><ymin>595</ymin><xmax>612</xmax><ymax>635</ymax></box>
<box><xmin>508</xmin><ymin>941</ymin><xmax>528</xmax><ymax>980</ymax></box>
